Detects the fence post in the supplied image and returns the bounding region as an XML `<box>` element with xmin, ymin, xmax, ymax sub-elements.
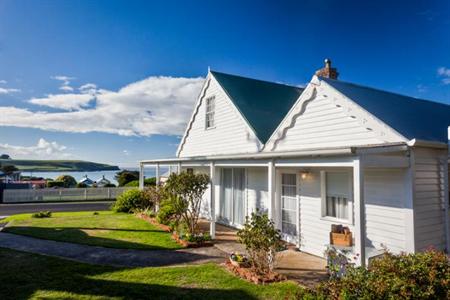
<box><xmin>108</xmin><ymin>188</ymin><xmax>111</xmax><ymax>200</ymax></box>
<box><xmin>59</xmin><ymin>189</ymin><xmax>62</xmax><ymax>201</ymax></box>
<box><xmin>84</xmin><ymin>188</ymin><xmax>87</xmax><ymax>201</ymax></box>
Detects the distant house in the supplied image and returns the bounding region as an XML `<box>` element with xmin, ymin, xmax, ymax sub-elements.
<box><xmin>79</xmin><ymin>175</ymin><xmax>94</xmax><ymax>187</ymax></box>
<box><xmin>140</xmin><ymin>60</ymin><xmax>450</xmax><ymax>267</ymax></box>
<box><xmin>0</xmin><ymin>170</ymin><xmax>21</xmax><ymax>183</ymax></box>
<box><xmin>96</xmin><ymin>175</ymin><xmax>111</xmax><ymax>187</ymax></box>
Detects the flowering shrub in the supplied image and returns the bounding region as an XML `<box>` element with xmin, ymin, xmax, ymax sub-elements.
<box><xmin>310</xmin><ymin>249</ymin><xmax>450</xmax><ymax>299</ymax></box>
<box><xmin>237</xmin><ymin>211</ymin><xmax>282</xmax><ymax>275</ymax></box>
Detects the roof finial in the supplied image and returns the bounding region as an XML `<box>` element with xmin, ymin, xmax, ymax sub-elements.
<box><xmin>207</xmin><ymin>66</ymin><xmax>211</xmax><ymax>73</ymax></box>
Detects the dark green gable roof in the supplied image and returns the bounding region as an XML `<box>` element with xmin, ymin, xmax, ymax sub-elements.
<box><xmin>322</xmin><ymin>77</ymin><xmax>450</xmax><ymax>143</ymax></box>
<box><xmin>211</xmin><ymin>71</ymin><xmax>303</xmax><ymax>143</ymax></box>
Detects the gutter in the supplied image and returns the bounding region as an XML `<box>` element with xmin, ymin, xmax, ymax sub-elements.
<box><xmin>140</xmin><ymin>142</ymin><xmax>409</xmax><ymax>165</ymax></box>
<box><xmin>407</xmin><ymin>139</ymin><xmax>448</xmax><ymax>149</ymax></box>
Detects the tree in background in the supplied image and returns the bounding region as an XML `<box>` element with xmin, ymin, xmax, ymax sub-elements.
<box><xmin>1</xmin><ymin>165</ymin><xmax>18</xmax><ymax>175</ymax></box>
<box><xmin>0</xmin><ymin>154</ymin><xmax>11</xmax><ymax>159</ymax></box>
<box><xmin>55</xmin><ymin>175</ymin><xmax>77</xmax><ymax>188</ymax></box>
<box><xmin>115</xmin><ymin>170</ymin><xmax>139</xmax><ymax>186</ymax></box>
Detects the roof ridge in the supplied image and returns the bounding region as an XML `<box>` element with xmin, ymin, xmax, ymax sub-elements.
<box><xmin>320</xmin><ymin>76</ymin><xmax>450</xmax><ymax>107</ymax></box>
<box><xmin>211</xmin><ymin>70</ymin><xmax>303</xmax><ymax>91</ymax></box>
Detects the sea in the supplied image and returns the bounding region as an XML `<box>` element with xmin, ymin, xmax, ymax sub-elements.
<box><xmin>20</xmin><ymin>167</ymin><xmax>168</xmax><ymax>185</ymax></box>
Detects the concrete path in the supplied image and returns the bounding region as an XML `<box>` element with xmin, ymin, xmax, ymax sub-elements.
<box><xmin>0</xmin><ymin>201</ymin><xmax>113</xmax><ymax>217</ymax></box>
<box><xmin>0</xmin><ymin>232</ymin><xmax>227</xmax><ymax>267</ymax></box>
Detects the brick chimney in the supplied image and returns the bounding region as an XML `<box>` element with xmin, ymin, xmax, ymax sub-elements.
<box><xmin>315</xmin><ymin>58</ymin><xmax>339</xmax><ymax>79</ymax></box>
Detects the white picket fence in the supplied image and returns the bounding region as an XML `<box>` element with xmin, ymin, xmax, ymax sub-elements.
<box><xmin>2</xmin><ymin>187</ymin><xmax>134</xmax><ymax>203</ymax></box>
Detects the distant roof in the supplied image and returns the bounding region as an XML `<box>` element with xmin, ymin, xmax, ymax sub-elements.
<box><xmin>211</xmin><ymin>71</ymin><xmax>304</xmax><ymax>143</ymax></box>
<box><xmin>321</xmin><ymin>77</ymin><xmax>450</xmax><ymax>143</ymax></box>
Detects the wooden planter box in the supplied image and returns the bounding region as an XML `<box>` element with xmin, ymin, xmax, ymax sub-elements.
<box><xmin>330</xmin><ymin>232</ymin><xmax>352</xmax><ymax>247</ymax></box>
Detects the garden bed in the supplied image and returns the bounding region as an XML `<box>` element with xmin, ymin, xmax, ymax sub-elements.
<box><xmin>224</xmin><ymin>260</ymin><xmax>286</xmax><ymax>285</ymax></box>
<box><xmin>136</xmin><ymin>213</ymin><xmax>213</xmax><ymax>248</ymax></box>
<box><xmin>136</xmin><ymin>213</ymin><xmax>171</xmax><ymax>232</ymax></box>
<box><xmin>171</xmin><ymin>232</ymin><xmax>214</xmax><ymax>248</ymax></box>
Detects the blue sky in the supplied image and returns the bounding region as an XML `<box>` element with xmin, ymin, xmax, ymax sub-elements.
<box><xmin>0</xmin><ymin>0</ymin><xmax>449</xmax><ymax>167</ymax></box>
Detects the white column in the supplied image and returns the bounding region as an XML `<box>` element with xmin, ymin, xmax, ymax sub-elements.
<box><xmin>404</xmin><ymin>151</ymin><xmax>416</xmax><ymax>253</ymax></box>
<box><xmin>156</xmin><ymin>163</ymin><xmax>160</xmax><ymax>186</ymax></box>
<box><xmin>210</xmin><ymin>162</ymin><xmax>216</xmax><ymax>239</ymax></box>
<box><xmin>353</xmin><ymin>158</ymin><xmax>366</xmax><ymax>267</ymax></box>
<box><xmin>139</xmin><ymin>163</ymin><xmax>144</xmax><ymax>190</ymax></box>
<box><xmin>268</xmin><ymin>160</ymin><xmax>276</xmax><ymax>221</ymax></box>
<box><xmin>442</xmin><ymin>158</ymin><xmax>449</xmax><ymax>253</ymax></box>
<box><xmin>177</xmin><ymin>162</ymin><xmax>182</xmax><ymax>174</ymax></box>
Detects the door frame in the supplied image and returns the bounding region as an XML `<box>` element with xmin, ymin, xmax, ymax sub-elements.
<box><xmin>218</xmin><ymin>167</ymin><xmax>247</xmax><ymax>228</ymax></box>
<box><xmin>276</xmin><ymin>168</ymin><xmax>300</xmax><ymax>245</ymax></box>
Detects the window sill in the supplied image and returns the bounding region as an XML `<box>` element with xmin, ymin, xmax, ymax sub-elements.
<box><xmin>205</xmin><ymin>126</ymin><xmax>216</xmax><ymax>131</ymax></box>
<box><xmin>320</xmin><ymin>216</ymin><xmax>353</xmax><ymax>225</ymax></box>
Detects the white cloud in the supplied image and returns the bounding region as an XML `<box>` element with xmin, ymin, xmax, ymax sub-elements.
<box><xmin>123</xmin><ymin>150</ymin><xmax>130</xmax><ymax>156</ymax></box>
<box><xmin>0</xmin><ymin>138</ymin><xmax>72</xmax><ymax>159</ymax></box>
<box><xmin>59</xmin><ymin>85</ymin><xmax>74</xmax><ymax>92</ymax></box>
<box><xmin>51</xmin><ymin>75</ymin><xmax>75</xmax><ymax>85</ymax></box>
<box><xmin>52</xmin><ymin>75</ymin><xmax>76</xmax><ymax>93</ymax></box>
<box><xmin>29</xmin><ymin>93</ymin><xmax>95</xmax><ymax>110</ymax></box>
<box><xmin>0</xmin><ymin>87</ymin><xmax>20</xmax><ymax>94</ymax></box>
<box><xmin>0</xmin><ymin>80</ymin><xmax>7</xmax><ymax>84</ymax></box>
<box><xmin>0</xmin><ymin>76</ymin><xmax>204</xmax><ymax>136</ymax></box>
<box><xmin>80</xmin><ymin>83</ymin><xmax>97</xmax><ymax>91</ymax></box>
<box><xmin>437</xmin><ymin>67</ymin><xmax>450</xmax><ymax>85</ymax></box>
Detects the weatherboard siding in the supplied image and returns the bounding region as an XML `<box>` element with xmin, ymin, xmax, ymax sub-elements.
<box><xmin>413</xmin><ymin>148</ymin><xmax>447</xmax><ymax>251</ymax></box>
<box><xmin>364</xmin><ymin>169</ymin><xmax>407</xmax><ymax>254</ymax></box>
<box><xmin>299</xmin><ymin>169</ymin><xmax>408</xmax><ymax>257</ymax></box>
<box><xmin>268</xmin><ymin>83</ymin><xmax>404</xmax><ymax>152</ymax></box>
<box><xmin>178</xmin><ymin>77</ymin><xmax>261</xmax><ymax>157</ymax></box>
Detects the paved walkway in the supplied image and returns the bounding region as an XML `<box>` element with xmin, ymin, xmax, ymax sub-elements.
<box><xmin>0</xmin><ymin>232</ymin><xmax>227</xmax><ymax>267</ymax></box>
<box><xmin>0</xmin><ymin>219</ymin><xmax>328</xmax><ymax>286</ymax></box>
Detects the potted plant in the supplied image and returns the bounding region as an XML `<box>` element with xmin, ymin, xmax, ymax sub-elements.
<box><xmin>229</xmin><ymin>252</ymin><xmax>250</xmax><ymax>268</ymax></box>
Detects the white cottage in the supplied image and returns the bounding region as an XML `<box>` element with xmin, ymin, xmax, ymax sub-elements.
<box><xmin>140</xmin><ymin>60</ymin><xmax>450</xmax><ymax>266</ymax></box>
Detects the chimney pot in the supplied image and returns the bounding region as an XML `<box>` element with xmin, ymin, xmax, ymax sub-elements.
<box><xmin>315</xmin><ymin>58</ymin><xmax>339</xmax><ymax>80</ymax></box>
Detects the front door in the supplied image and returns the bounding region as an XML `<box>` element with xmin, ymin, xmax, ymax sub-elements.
<box><xmin>219</xmin><ymin>168</ymin><xmax>245</xmax><ymax>226</ymax></box>
<box><xmin>281</xmin><ymin>173</ymin><xmax>298</xmax><ymax>241</ymax></box>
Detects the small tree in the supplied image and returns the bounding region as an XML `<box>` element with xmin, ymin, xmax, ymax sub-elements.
<box><xmin>115</xmin><ymin>170</ymin><xmax>139</xmax><ymax>186</ymax></box>
<box><xmin>237</xmin><ymin>211</ymin><xmax>282</xmax><ymax>275</ymax></box>
<box><xmin>1</xmin><ymin>164</ymin><xmax>18</xmax><ymax>175</ymax></box>
<box><xmin>164</xmin><ymin>171</ymin><xmax>209</xmax><ymax>234</ymax></box>
<box><xmin>55</xmin><ymin>175</ymin><xmax>77</xmax><ymax>188</ymax></box>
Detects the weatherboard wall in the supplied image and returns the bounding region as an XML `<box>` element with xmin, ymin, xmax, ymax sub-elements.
<box><xmin>413</xmin><ymin>147</ymin><xmax>448</xmax><ymax>251</ymax></box>
<box><xmin>177</xmin><ymin>76</ymin><xmax>262</xmax><ymax>158</ymax></box>
<box><xmin>298</xmin><ymin>168</ymin><xmax>408</xmax><ymax>257</ymax></box>
<box><xmin>266</xmin><ymin>80</ymin><xmax>405</xmax><ymax>152</ymax></box>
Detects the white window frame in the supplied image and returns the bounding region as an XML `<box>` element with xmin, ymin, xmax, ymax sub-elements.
<box><xmin>320</xmin><ymin>170</ymin><xmax>353</xmax><ymax>224</ymax></box>
<box><xmin>205</xmin><ymin>96</ymin><xmax>215</xmax><ymax>129</ymax></box>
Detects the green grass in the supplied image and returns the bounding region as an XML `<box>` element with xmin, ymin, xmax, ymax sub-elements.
<box><xmin>2</xmin><ymin>211</ymin><xmax>182</xmax><ymax>250</ymax></box>
<box><xmin>0</xmin><ymin>248</ymin><xmax>302</xmax><ymax>299</ymax></box>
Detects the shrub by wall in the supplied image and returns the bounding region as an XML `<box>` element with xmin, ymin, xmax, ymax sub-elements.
<box><xmin>305</xmin><ymin>249</ymin><xmax>450</xmax><ymax>299</ymax></box>
<box><xmin>111</xmin><ymin>189</ymin><xmax>152</xmax><ymax>213</ymax></box>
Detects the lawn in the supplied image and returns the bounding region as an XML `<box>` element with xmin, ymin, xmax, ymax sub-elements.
<box><xmin>1</xmin><ymin>211</ymin><xmax>182</xmax><ymax>250</ymax></box>
<box><xmin>0</xmin><ymin>247</ymin><xmax>302</xmax><ymax>300</ymax></box>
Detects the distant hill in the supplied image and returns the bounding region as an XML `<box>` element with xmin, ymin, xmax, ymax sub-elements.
<box><xmin>0</xmin><ymin>159</ymin><xmax>120</xmax><ymax>172</ymax></box>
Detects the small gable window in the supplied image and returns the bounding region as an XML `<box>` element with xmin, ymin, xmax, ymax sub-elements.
<box><xmin>205</xmin><ymin>96</ymin><xmax>215</xmax><ymax>129</ymax></box>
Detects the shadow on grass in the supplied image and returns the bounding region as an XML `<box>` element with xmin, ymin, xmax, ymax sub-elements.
<box><xmin>3</xmin><ymin>226</ymin><xmax>179</xmax><ymax>250</ymax></box>
<box><xmin>0</xmin><ymin>248</ymin><xmax>259</xmax><ymax>300</ymax></box>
